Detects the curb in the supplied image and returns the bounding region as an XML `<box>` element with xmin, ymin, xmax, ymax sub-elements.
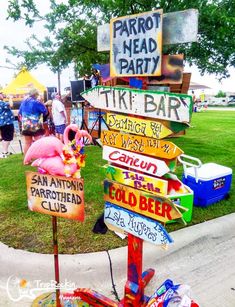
<box><xmin>0</xmin><ymin>213</ymin><xmax>235</xmax><ymax>306</ymax></box>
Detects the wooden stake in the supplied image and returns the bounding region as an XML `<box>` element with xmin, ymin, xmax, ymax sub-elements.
<box><xmin>52</xmin><ymin>216</ymin><xmax>61</xmax><ymax>307</ymax></box>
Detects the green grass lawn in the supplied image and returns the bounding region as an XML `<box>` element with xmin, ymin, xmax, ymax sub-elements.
<box><xmin>0</xmin><ymin>110</ymin><xmax>234</xmax><ymax>254</ymax></box>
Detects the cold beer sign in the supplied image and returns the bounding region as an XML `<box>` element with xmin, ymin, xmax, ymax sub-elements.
<box><xmin>110</xmin><ymin>10</ymin><xmax>163</xmax><ymax>76</ymax></box>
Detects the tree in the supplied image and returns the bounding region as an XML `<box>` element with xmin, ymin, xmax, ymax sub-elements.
<box><xmin>5</xmin><ymin>0</ymin><xmax>235</xmax><ymax>79</ymax></box>
<box><xmin>215</xmin><ymin>90</ymin><xmax>226</xmax><ymax>97</ymax></box>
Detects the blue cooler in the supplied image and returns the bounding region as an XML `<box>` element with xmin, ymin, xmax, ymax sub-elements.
<box><xmin>182</xmin><ymin>163</ymin><xmax>232</xmax><ymax>207</ymax></box>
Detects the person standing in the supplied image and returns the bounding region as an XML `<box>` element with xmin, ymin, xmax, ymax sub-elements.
<box><xmin>18</xmin><ymin>88</ymin><xmax>48</xmax><ymax>154</ymax></box>
<box><xmin>0</xmin><ymin>93</ymin><xmax>15</xmax><ymax>158</ymax></box>
<box><xmin>51</xmin><ymin>93</ymin><xmax>67</xmax><ymax>141</ymax></box>
<box><xmin>90</xmin><ymin>69</ymin><xmax>99</xmax><ymax>87</ymax></box>
<box><xmin>192</xmin><ymin>90</ymin><xmax>197</xmax><ymax>112</ymax></box>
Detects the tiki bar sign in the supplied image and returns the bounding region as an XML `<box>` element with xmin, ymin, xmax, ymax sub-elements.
<box><xmin>110</xmin><ymin>9</ymin><xmax>163</xmax><ymax>76</ymax></box>
<box><xmin>82</xmin><ymin>86</ymin><xmax>193</xmax><ymax>123</ymax></box>
<box><xmin>26</xmin><ymin>172</ymin><xmax>85</xmax><ymax>221</ymax></box>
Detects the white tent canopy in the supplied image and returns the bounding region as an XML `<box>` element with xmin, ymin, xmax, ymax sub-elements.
<box><xmin>189</xmin><ymin>81</ymin><xmax>211</xmax><ymax>90</ymax></box>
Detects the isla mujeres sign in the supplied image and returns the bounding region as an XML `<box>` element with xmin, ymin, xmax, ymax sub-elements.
<box><xmin>101</xmin><ymin>130</ymin><xmax>183</xmax><ymax>159</ymax></box>
<box><xmin>26</xmin><ymin>172</ymin><xmax>85</xmax><ymax>221</ymax></box>
<box><xmin>103</xmin><ymin>145</ymin><xmax>170</xmax><ymax>177</ymax></box>
<box><xmin>104</xmin><ymin>202</ymin><xmax>173</xmax><ymax>245</ymax></box>
<box><xmin>110</xmin><ymin>9</ymin><xmax>163</xmax><ymax>77</ymax></box>
<box><xmin>81</xmin><ymin>86</ymin><xmax>193</xmax><ymax>123</ymax></box>
<box><xmin>106</xmin><ymin>112</ymin><xmax>173</xmax><ymax>139</ymax></box>
<box><xmin>104</xmin><ymin>180</ymin><xmax>182</xmax><ymax>223</ymax></box>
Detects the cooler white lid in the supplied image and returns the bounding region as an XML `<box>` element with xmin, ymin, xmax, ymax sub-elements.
<box><xmin>186</xmin><ymin>163</ymin><xmax>232</xmax><ymax>181</ymax></box>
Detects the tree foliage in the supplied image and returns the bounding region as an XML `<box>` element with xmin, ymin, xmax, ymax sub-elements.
<box><xmin>215</xmin><ymin>90</ymin><xmax>226</xmax><ymax>98</ymax></box>
<box><xmin>5</xmin><ymin>0</ymin><xmax>235</xmax><ymax>79</ymax></box>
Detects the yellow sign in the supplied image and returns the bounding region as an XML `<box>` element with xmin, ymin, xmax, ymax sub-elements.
<box><xmin>101</xmin><ymin>130</ymin><xmax>183</xmax><ymax>159</ymax></box>
<box><xmin>26</xmin><ymin>172</ymin><xmax>85</xmax><ymax>221</ymax></box>
<box><xmin>104</xmin><ymin>165</ymin><xmax>168</xmax><ymax>195</ymax></box>
<box><xmin>104</xmin><ymin>180</ymin><xmax>182</xmax><ymax>223</ymax></box>
<box><xmin>106</xmin><ymin>113</ymin><xmax>173</xmax><ymax>139</ymax></box>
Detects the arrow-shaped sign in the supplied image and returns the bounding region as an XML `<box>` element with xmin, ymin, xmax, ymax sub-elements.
<box><xmin>104</xmin><ymin>179</ymin><xmax>183</xmax><ymax>223</ymax></box>
<box><xmin>106</xmin><ymin>112</ymin><xmax>173</xmax><ymax>139</ymax></box>
<box><xmin>82</xmin><ymin>86</ymin><xmax>193</xmax><ymax>123</ymax></box>
<box><xmin>103</xmin><ymin>145</ymin><xmax>170</xmax><ymax>177</ymax></box>
<box><xmin>97</xmin><ymin>9</ymin><xmax>199</xmax><ymax>52</ymax></box>
<box><xmin>101</xmin><ymin>130</ymin><xmax>183</xmax><ymax>159</ymax></box>
<box><xmin>104</xmin><ymin>202</ymin><xmax>173</xmax><ymax>245</ymax></box>
<box><xmin>104</xmin><ymin>164</ymin><xmax>168</xmax><ymax>195</ymax></box>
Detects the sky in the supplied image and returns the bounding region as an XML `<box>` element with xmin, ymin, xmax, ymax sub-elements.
<box><xmin>0</xmin><ymin>1</ymin><xmax>234</xmax><ymax>95</ymax></box>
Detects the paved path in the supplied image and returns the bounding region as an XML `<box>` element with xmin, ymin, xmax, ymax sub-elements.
<box><xmin>0</xmin><ymin>135</ymin><xmax>23</xmax><ymax>155</ymax></box>
<box><xmin>207</xmin><ymin>107</ymin><xmax>235</xmax><ymax>111</ymax></box>
<box><xmin>0</xmin><ymin>214</ymin><xmax>235</xmax><ymax>306</ymax></box>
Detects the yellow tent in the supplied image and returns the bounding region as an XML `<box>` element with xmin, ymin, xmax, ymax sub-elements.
<box><xmin>2</xmin><ymin>67</ymin><xmax>46</xmax><ymax>101</ymax></box>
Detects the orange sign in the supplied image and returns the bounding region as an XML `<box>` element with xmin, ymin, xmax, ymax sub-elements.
<box><xmin>101</xmin><ymin>130</ymin><xmax>183</xmax><ymax>159</ymax></box>
<box><xmin>26</xmin><ymin>172</ymin><xmax>85</xmax><ymax>221</ymax></box>
<box><xmin>104</xmin><ymin>179</ymin><xmax>182</xmax><ymax>223</ymax></box>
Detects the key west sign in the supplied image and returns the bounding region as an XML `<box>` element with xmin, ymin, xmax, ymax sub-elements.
<box><xmin>82</xmin><ymin>86</ymin><xmax>193</xmax><ymax>123</ymax></box>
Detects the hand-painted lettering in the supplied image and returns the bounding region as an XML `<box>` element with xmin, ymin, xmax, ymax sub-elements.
<box><xmin>108</xmin><ymin>150</ymin><xmax>158</xmax><ymax>175</ymax></box>
<box><xmin>41</xmin><ymin>201</ymin><xmax>68</xmax><ymax>213</ymax></box>
<box><xmin>113</xmin><ymin>13</ymin><xmax>161</xmax><ymax>38</ymax></box>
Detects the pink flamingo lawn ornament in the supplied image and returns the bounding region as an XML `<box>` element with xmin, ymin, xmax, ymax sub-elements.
<box><xmin>24</xmin><ymin>124</ymin><xmax>92</xmax><ymax>178</ymax></box>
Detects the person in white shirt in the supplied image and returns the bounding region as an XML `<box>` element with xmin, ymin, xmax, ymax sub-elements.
<box><xmin>51</xmin><ymin>93</ymin><xmax>67</xmax><ymax>141</ymax></box>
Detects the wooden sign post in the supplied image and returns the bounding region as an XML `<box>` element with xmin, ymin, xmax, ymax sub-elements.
<box><xmin>103</xmin><ymin>145</ymin><xmax>170</xmax><ymax>177</ymax></box>
<box><xmin>26</xmin><ymin>172</ymin><xmax>85</xmax><ymax>307</ymax></box>
<box><xmin>105</xmin><ymin>112</ymin><xmax>173</xmax><ymax>139</ymax></box>
<box><xmin>52</xmin><ymin>216</ymin><xmax>60</xmax><ymax>307</ymax></box>
<box><xmin>104</xmin><ymin>202</ymin><xmax>173</xmax><ymax>245</ymax></box>
<box><xmin>81</xmin><ymin>86</ymin><xmax>193</xmax><ymax>123</ymax></box>
<box><xmin>104</xmin><ymin>165</ymin><xmax>168</xmax><ymax>195</ymax></box>
<box><xmin>101</xmin><ymin>130</ymin><xmax>184</xmax><ymax>159</ymax></box>
<box><xmin>110</xmin><ymin>9</ymin><xmax>163</xmax><ymax>77</ymax></box>
<box><xmin>73</xmin><ymin>6</ymin><xmax>197</xmax><ymax>307</ymax></box>
<box><xmin>97</xmin><ymin>9</ymin><xmax>199</xmax><ymax>52</ymax></box>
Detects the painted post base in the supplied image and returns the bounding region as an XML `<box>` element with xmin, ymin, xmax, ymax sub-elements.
<box><xmin>72</xmin><ymin>268</ymin><xmax>155</xmax><ymax>307</ymax></box>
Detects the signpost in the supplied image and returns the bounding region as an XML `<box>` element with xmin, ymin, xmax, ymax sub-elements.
<box><xmin>26</xmin><ymin>172</ymin><xmax>85</xmax><ymax>221</ymax></box>
<box><xmin>103</xmin><ymin>145</ymin><xmax>170</xmax><ymax>177</ymax></box>
<box><xmin>81</xmin><ymin>86</ymin><xmax>193</xmax><ymax>123</ymax></box>
<box><xmin>26</xmin><ymin>172</ymin><xmax>85</xmax><ymax>307</ymax></box>
<box><xmin>101</xmin><ymin>130</ymin><xmax>183</xmax><ymax>159</ymax></box>
<box><xmin>147</xmin><ymin>54</ymin><xmax>184</xmax><ymax>85</ymax></box>
<box><xmin>110</xmin><ymin>10</ymin><xmax>163</xmax><ymax>77</ymax></box>
<box><xmin>106</xmin><ymin>112</ymin><xmax>173</xmax><ymax>139</ymax></box>
<box><xmin>73</xmin><ymin>6</ymin><xmax>198</xmax><ymax>307</ymax></box>
<box><xmin>97</xmin><ymin>9</ymin><xmax>199</xmax><ymax>51</ymax></box>
<box><xmin>104</xmin><ymin>202</ymin><xmax>173</xmax><ymax>245</ymax></box>
<box><xmin>104</xmin><ymin>179</ymin><xmax>183</xmax><ymax>223</ymax></box>
<box><xmin>104</xmin><ymin>165</ymin><xmax>168</xmax><ymax>195</ymax></box>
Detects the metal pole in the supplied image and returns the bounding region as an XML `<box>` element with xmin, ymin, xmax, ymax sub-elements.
<box><xmin>52</xmin><ymin>216</ymin><xmax>61</xmax><ymax>307</ymax></box>
<box><xmin>57</xmin><ymin>70</ymin><xmax>61</xmax><ymax>95</ymax></box>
